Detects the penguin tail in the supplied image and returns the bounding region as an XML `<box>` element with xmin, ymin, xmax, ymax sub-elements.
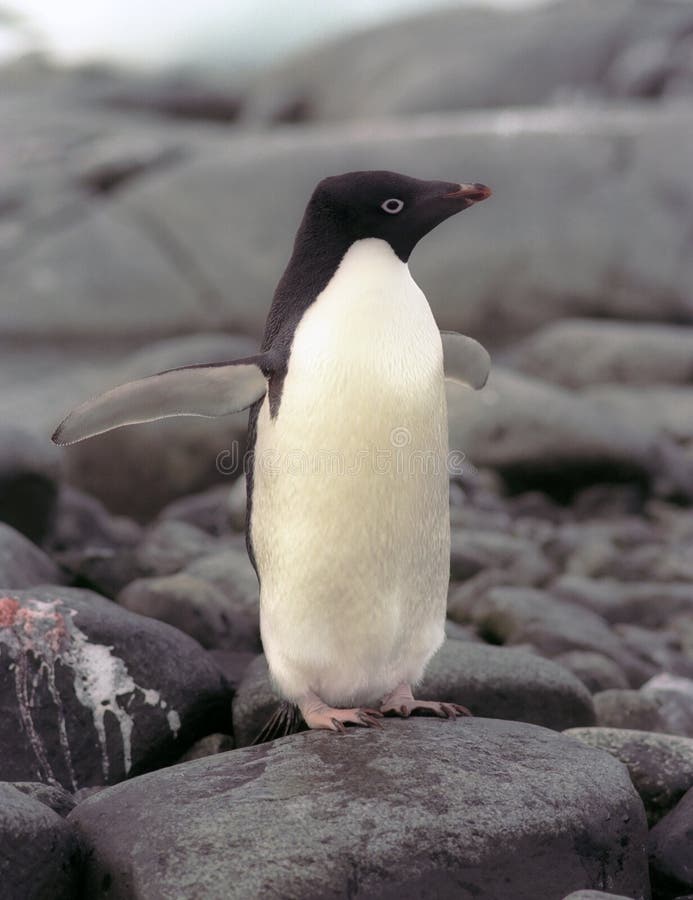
<box><xmin>252</xmin><ymin>701</ymin><xmax>305</xmax><ymax>745</ymax></box>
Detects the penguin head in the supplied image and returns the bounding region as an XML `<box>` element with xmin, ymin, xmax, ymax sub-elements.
<box><xmin>307</xmin><ymin>170</ymin><xmax>491</xmax><ymax>261</ymax></box>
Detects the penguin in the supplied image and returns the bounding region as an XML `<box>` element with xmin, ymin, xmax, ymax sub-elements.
<box><xmin>52</xmin><ymin>170</ymin><xmax>492</xmax><ymax>737</ymax></box>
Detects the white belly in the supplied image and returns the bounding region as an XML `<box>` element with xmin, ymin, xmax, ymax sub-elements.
<box><xmin>251</xmin><ymin>239</ymin><xmax>449</xmax><ymax>706</ymax></box>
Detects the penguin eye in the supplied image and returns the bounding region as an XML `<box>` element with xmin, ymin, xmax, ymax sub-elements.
<box><xmin>381</xmin><ymin>198</ymin><xmax>404</xmax><ymax>214</ymax></box>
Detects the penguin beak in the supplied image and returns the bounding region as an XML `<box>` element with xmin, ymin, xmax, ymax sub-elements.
<box><xmin>442</xmin><ymin>183</ymin><xmax>492</xmax><ymax>205</ymax></box>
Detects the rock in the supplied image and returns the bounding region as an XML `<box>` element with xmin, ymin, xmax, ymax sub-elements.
<box><xmin>615</xmin><ymin>625</ymin><xmax>693</xmax><ymax>681</ymax></box>
<box><xmin>0</xmin><ymin>586</ymin><xmax>230</xmax><ymax>790</ymax></box>
<box><xmin>117</xmin><ymin>572</ymin><xmax>261</xmax><ymax>652</ymax></box>
<box><xmin>118</xmin><ymin>105</ymin><xmax>693</xmax><ymax>349</ymax></box>
<box><xmin>585</xmin><ymin>385</ymin><xmax>693</xmax><ymax>449</ymax></box>
<box><xmin>206</xmin><ymin>649</ymin><xmax>257</xmax><ymax>691</ymax></box>
<box><xmin>648</xmin><ymin>786</ymin><xmax>693</xmax><ymax>899</ymax></box>
<box><xmin>134</xmin><ymin>520</ymin><xmax>220</xmax><ymax>577</ymax></box>
<box><xmin>553</xmin><ymin>651</ymin><xmax>630</xmax><ymax>694</ymax></box>
<box><xmin>593</xmin><ymin>689</ymin><xmax>691</xmax><ymax>735</ymax></box>
<box><xmin>46</xmin><ymin>486</ymin><xmax>143</xmax><ymax>597</ymax></box>
<box><xmin>157</xmin><ymin>484</ymin><xmax>232</xmax><ymax>536</ymax></box>
<box><xmin>68</xmin><ymin>718</ymin><xmax>649</xmax><ymax>900</ymax></box>
<box><xmin>552</xmin><ymin>576</ymin><xmax>693</xmax><ymax>629</ymax></box>
<box><xmin>460</xmin><ymin>587</ymin><xmax>652</xmax><ymax>686</ymax></box>
<box><xmin>10</xmin><ymin>781</ymin><xmax>76</xmax><ymax>818</ymax></box>
<box><xmin>545</xmin><ymin>520</ymin><xmax>657</xmax><ymax>580</ymax></box>
<box><xmin>0</xmin><ymin>782</ymin><xmax>83</xmax><ymax>900</ymax></box>
<box><xmin>443</xmin><ymin>619</ymin><xmax>482</xmax><ymax>642</ymax></box>
<box><xmin>510</xmin><ymin>319</ymin><xmax>693</xmax><ymax>389</ymax></box>
<box><xmin>0</xmin><ymin>522</ymin><xmax>65</xmax><ymax>589</ymax></box>
<box><xmin>232</xmin><ymin>641</ymin><xmax>595</xmax><ymax>748</ymax></box>
<box><xmin>185</xmin><ymin>546</ymin><xmax>259</xmax><ymax>614</ymax></box>
<box><xmin>561</xmin><ymin>892</ymin><xmax>637</xmax><ymax>900</ymax></box>
<box><xmin>244</xmin><ymin>0</ymin><xmax>693</xmax><ymax>120</ymax></box>
<box><xmin>447</xmin><ymin>368</ymin><xmax>693</xmax><ymax>502</ymax></box>
<box><xmin>566</xmin><ymin>727</ymin><xmax>693</xmax><ymax>824</ymax></box>
<box><xmin>0</xmin><ymin>425</ymin><xmax>61</xmax><ymax>543</ymax></box>
<box><xmin>54</xmin><ymin>333</ymin><xmax>257</xmax><ymax>520</ymax></box>
<box><xmin>174</xmin><ymin>732</ymin><xmax>234</xmax><ymax>764</ymax></box>
<box><xmin>450</xmin><ymin>528</ymin><xmax>554</xmax><ymax>585</ymax></box>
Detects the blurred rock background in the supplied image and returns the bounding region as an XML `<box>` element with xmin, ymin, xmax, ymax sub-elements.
<box><xmin>2</xmin><ymin>3</ymin><xmax>693</xmax><ymax>897</ymax></box>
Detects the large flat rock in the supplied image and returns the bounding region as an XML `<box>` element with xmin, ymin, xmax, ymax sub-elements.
<box><xmin>243</xmin><ymin>0</ymin><xmax>693</xmax><ymax>121</ymax></box>
<box><xmin>112</xmin><ymin>106</ymin><xmax>693</xmax><ymax>348</ymax></box>
<box><xmin>68</xmin><ymin>718</ymin><xmax>650</xmax><ymax>900</ymax></box>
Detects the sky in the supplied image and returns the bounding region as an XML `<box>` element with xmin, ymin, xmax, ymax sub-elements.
<box><xmin>5</xmin><ymin>0</ymin><xmax>547</xmax><ymax>71</ymax></box>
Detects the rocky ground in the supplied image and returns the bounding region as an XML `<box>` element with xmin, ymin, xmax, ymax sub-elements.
<box><xmin>2</xmin><ymin>1</ymin><xmax>693</xmax><ymax>898</ymax></box>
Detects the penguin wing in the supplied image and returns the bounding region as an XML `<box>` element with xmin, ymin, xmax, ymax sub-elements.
<box><xmin>52</xmin><ymin>356</ymin><xmax>270</xmax><ymax>446</ymax></box>
<box><xmin>441</xmin><ymin>331</ymin><xmax>491</xmax><ymax>390</ymax></box>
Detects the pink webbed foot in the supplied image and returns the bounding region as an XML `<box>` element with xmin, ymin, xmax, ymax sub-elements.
<box><xmin>299</xmin><ymin>691</ymin><xmax>383</xmax><ymax>733</ymax></box>
<box><xmin>380</xmin><ymin>683</ymin><xmax>471</xmax><ymax>720</ymax></box>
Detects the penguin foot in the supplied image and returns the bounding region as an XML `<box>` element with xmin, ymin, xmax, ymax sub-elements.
<box><xmin>299</xmin><ymin>692</ymin><xmax>383</xmax><ymax>733</ymax></box>
<box><xmin>380</xmin><ymin>683</ymin><xmax>471</xmax><ymax>719</ymax></box>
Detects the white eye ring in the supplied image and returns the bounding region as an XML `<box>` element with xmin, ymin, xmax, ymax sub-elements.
<box><xmin>381</xmin><ymin>198</ymin><xmax>404</xmax><ymax>214</ymax></box>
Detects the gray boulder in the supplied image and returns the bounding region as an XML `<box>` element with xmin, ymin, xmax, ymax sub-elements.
<box><xmin>134</xmin><ymin>520</ymin><xmax>220</xmax><ymax>577</ymax></box>
<box><xmin>0</xmin><ymin>522</ymin><xmax>65</xmax><ymax>589</ymax></box>
<box><xmin>0</xmin><ymin>586</ymin><xmax>230</xmax><ymax>790</ymax></box>
<box><xmin>566</xmin><ymin>727</ymin><xmax>693</xmax><ymax>824</ymax></box>
<box><xmin>10</xmin><ymin>781</ymin><xmax>76</xmax><ymax>818</ymax></box>
<box><xmin>232</xmin><ymin>641</ymin><xmax>595</xmax><ymax>748</ymax></box>
<box><xmin>116</xmin><ymin>105</ymin><xmax>693</xmax><ymax>349</ymax></box>
<box><xmin>117</xmin><ymin>572</ymin><xmax>261</xmax><ymax>652</ymax></box>
<box><xmin>68</xmin><ymin>718</ymin><xmax>650</xmax><ymax>900</ymax></box>
<box><xmin>593</xmin><ymin>689</ymin><xmax>693</xmax><ymax>737</ymax></box>
<box><xmin>510</xmin><ymin>320</ymin><xmax>693</xmax><ymax>389</ymax></box>
<box><xmin>447</xmin><ymin>369</ymin><xmax>693</xmax><ymax>502</ymax></box>
<box><xmin>648</xmin><ymin>786</ymin><xmax>693</xmax><ymax>899</ymax></box>
<box><xmin>553</xmin><ymin>651</ymin><xmax>630</xmax><ymax>694</ymax></box>
<box><xmin>460</xmin><ymin>587</ymin><xmax>652</xmax><ymax>686</ymax></box>
<box><xmin>561</xmin><ymin>892</ymin><xmax>637</xmax><ymax>900</ymax></box>
<box><xmin>0</xmin><ymin>783</ymin><xmax>83</xmax><ymax>900</ymax></box>
<box><xmin>450</xmin><ymin>528</ymin><xmax>554</xmax><ymax>584</ymax></box>
<box><xmin>157</xmin><ymin>483</ymin><xmax>233</xmax><ymax>536</ymax></box>
<box><xmin>243</xmin><ymin>0</ymin><xmax>693</xmax><ymax>121</ymax></box>
<box><xmin>185</xmin><ymin>546</ymin><xmax>259</xmax><ymax>612</ymax></box>
<box><xmin>0</xmin><ymin>425</ymin><xmax>61</xmax><ymax>543</ymax></box>
<box><xmin>552</xmin><ymin>576</ymin><xmax>693</xmax><ymax>629</ymax></box>
<box><xmin>584</xmin><ymin>385</ymin><xmax>693</xmax><ymax>447</ymax></box>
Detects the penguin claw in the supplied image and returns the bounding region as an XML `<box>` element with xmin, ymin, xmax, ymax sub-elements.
<box><xmin>380</xmin><ymin>684</ymin><xmax>472</xmax><ymax>720</ymax></box>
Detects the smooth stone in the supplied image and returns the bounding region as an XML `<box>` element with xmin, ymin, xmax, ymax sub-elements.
<box><xmin>117</xmin><ymin>572</ymin><xmax>260</xmax><ymax>653</ymax></box>
<box><xmin>510</xmin><ymin>319</ymin><xmax>693</xmax><ymax>389</ymax></box>
<box><xmin>0</xmin><ymin>782</ymin><xmax>83</xmax><ymax>900</ymax></box>
<box><xmin>0</xmin><ymin>522</ymin><xmax>65</xmax><ymax>589</ymax></box>
<box><xmin>648</xmin><ymin>786</ymin><xmax>693</xmax><ymax>899</ymax></box>
<box><xmin>134</xmin><ymin>520</ymin><xmax>221</xmax><ymax>577</ymax></box>
<box><xmin>447</xmin><ymin>368</ymin><xmax>693</xmax><ymax>503</ymax></box>
<box><xmin>185</xmin><ymin>546</ymin><xmax>259</xmax><ymax>615</ymax></box>
<box><xmin>232</xmin><ymin>641</ymin><xmax>595</xmax><ymax>748</ymax></box>
<box><xmin>566</xmin><ymin>727</ymin><xmax>693</xmax><ymax>824</ymax></box>
<box><xmin>450</xmin><ymin>528</ymin><xmax>554</xmax><ymax>585</ymax></box>
<box><xmin>0</xmin><ymin>424</ymin><xmax>61</xmax><ymax>543</ymax></box>
<box><xmin>553</xmin><ymin>651</ymin><xmax>630</xmax><ymax>694</ymax></box>
<box><xmin>0</xmin><ymin>586</ymin><xmax>230</xmax><ymax>790</ymax></box>
<box><xmin>157</xmin><ymin>484</ymin><xmax>233</xmax><ymax>536</ymax></box>
<box><xmin>10</xmin><ymin>781</ymin><xmax>76</xmax><ymax>818</ymax></box>
<box><xmin>463</xmin><ymin>587</ymin><xmax>652</xmax><ymax>686</ymax></box>
<box><xmin>68</xmin><ymin>717</ymin><xmax>650</xmax><ymax>900</ymax></box>
<box><xmin>175</xmin><ymin>732</ymin><xmax>234</xmax><ymax>764</ymax></box>
<box><xmin>552</xmin><ymin>576</ymin><xmax>693</xmax><ymax>629</ymax></box>
<box><xmin>244</xmin><ymin>0</ymin><xmax>693</xmax><ymax>120</ymax></box>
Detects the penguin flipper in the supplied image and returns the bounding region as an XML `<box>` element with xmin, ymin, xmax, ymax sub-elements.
<box><xmin>441</xmin><ymin>331</ymin><xmax>491</xmax><ymax>390</ymax></box>
<box><xmin>52</xmin><ymin>355</ymin><xmax>269</xmax><ymax>446</ymax></box>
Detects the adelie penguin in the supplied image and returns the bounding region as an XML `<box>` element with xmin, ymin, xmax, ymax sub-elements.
<box><xmin>53</xmin><ymin>170</ymin><xmax>492</xmax><ymax>738</ymax></box>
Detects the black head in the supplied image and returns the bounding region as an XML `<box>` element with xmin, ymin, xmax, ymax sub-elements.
<box><xmin>303</xmin><ymin>170</ymin><xmax>491</xmax><ymax>262</ymax></box>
